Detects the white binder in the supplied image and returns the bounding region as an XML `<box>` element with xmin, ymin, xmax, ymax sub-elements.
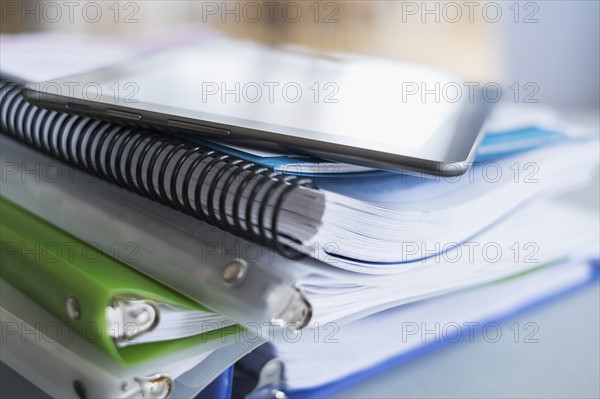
<box><xmin>2</xmin><ymin>135</ymin><xmax>599</xmax><ymax>330</ymax></box>
<box><xmin>0</xmin><ymin>135</ymin><xmax>318</xmax><ymax>330</ymax></box>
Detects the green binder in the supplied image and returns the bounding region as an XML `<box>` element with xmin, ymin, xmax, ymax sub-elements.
<box><xmin>0</xmin><ymin>197</ymin><xmax>242</xmax><ymax>365</ymax></box>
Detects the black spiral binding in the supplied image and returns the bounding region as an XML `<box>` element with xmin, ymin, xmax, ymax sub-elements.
<box><xmin>0</xmin><ymin>78</ymin><xmax>317</xmax><ymax>255</ymax></box>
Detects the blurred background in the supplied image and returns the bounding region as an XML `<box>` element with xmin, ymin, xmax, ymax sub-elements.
<box><xmin>1</xmin><ymin>0</ymin><xmax>599</xmax><ymax>111</ymax></box>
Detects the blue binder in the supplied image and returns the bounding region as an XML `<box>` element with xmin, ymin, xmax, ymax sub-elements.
<box><xmin>195</xmin><ymin>367</ymin><xmax>234</xmax><ymax>399</ymax></box>
<box><xmin>242</xmin><ymin>258</ymin><xmax>600</xmax><ymax>399</ymax></box>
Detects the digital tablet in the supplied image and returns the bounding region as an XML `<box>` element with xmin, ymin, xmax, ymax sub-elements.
<box><xmin>23</xmin><ymin>37</ymin><xmax>493</xmax><ymax>176</ymax></box>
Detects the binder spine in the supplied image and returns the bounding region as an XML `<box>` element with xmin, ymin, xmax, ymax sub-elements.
<box><xmin>0</xmin><ymin>79</ymin><xmax>316</xmax><ymax>253</ymax></box>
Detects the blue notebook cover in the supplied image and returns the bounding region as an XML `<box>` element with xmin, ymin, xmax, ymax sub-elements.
<box><xmin>183</xmin><ymin>125</ymin><xmax>582</xmax><ymax>179</ymax></box>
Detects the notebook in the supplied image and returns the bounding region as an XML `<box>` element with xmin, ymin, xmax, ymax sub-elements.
<box><xmin>0</xmin><ymin>197</ymin><xmax>241</xmax><ymax>365</ymax></box>
<box><xmin>3</xmin><ymin>135</ymin><xmax>599</xmax><ymax>329</ymax></box>
<box><xmin>1</xmin><ymin>77</ymin><xmax>598</xmax><ymax>276</ymax></box>
<box><xmin>0</xmin><ymin>279</ymin><xmax>259</xmax><ymax>399</ymax></box>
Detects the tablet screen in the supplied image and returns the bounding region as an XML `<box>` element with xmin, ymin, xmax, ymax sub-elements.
<box><xmin>40</xmin><ymin>37</ymin><xmax>484</xmax><ymax>164</ymax></box>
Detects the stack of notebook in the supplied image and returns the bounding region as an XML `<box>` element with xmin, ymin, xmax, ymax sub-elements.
<box><xmin>1</xmin><ymin>33</ymin><xmax>598</xmax><ymax>398</ymax></box>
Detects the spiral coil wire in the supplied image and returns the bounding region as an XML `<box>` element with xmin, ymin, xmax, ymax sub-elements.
<box><xmin>0</xmin><ymin>79</ymin><xmax>317</xmax><ymax>254</ymax></box>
